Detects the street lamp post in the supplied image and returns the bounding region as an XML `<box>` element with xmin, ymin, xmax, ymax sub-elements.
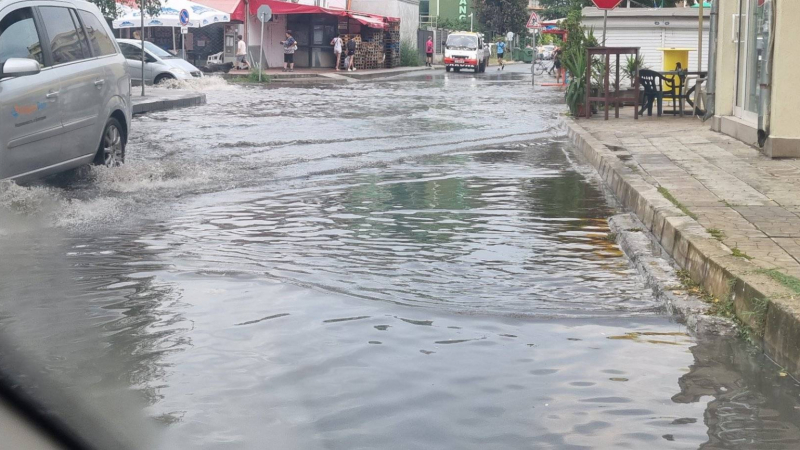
<box><xmin>469</xmin><ymin>12</ymin><xmax>473</xmax><ymax>32</ymax></box>
<box><xmin>140</xmin><ymin>0</ymin><xmax>145</xmax><ymax>97</ymax></box>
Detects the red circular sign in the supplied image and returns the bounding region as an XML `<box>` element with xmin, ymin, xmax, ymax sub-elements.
<box><xmin>592</xmin><ymin>0</ymin><xmax>623</xmax><ymax>9</ymax></box>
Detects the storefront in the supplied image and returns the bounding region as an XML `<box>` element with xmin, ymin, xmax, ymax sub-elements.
<box><xmin>713</xmin><ymin>0</ymin><xmax>800</xmax><ymax>157</ymax></box>
<box><xmin>243</xmin><ymin>0</ymin><xmax>397</xmax><ymax>70</ymax></box>
<box><xmin>731</xmin><ymin>0</ymin><xmax>772</xmax><ymax>127</ymax></box>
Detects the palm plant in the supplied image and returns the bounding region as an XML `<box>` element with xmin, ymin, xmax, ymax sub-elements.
<box><xmin>563</xmin><ymin>50</ymin><xmax>587</xmax><ymax>117</ymax></box>
<box><xmin>624</xmin><ymin>55</ymin><xmax>646</xmax><ymax>85</ymax></box>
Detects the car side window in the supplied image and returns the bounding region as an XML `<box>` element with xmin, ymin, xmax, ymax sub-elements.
<box><xmin>78</xmin><ymin>10</ymin><xmax>116</xmax><ymax>57</ymax></box>
<box><xmin>39</xmin><ymin>6</ymin><xmax>89</xmax><ymax>64</ymax></box>
<box><xmin>118</xmin><ymin>42</ymin><xmax>142</xmax><ymax>61</ymax></box>
<box><xmin>0</xmin><ymin>7</ymin><xmax>45</xmax><ymax>67</ymax></box>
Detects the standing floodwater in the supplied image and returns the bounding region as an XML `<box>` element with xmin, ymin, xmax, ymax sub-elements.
<box><xmin>1</xmin><ymin>68</ymin><xmax>799</xmax><ymax>449</ymax></box>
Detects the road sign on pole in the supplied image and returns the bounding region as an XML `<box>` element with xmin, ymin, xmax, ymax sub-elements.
<box><xmin>257</xmin><ymin>5</ymin><xmax>272</xmax><ymax>82</ymax></box>
<box><xmin>526</xmin><ymin>11</ymin><xmax>540</xmax><ymax>29</ymax></box>
<box><xmin>179</xmin><ymin>9</ymin><xmax>190</xmax><ymax>59</ymax></box>
<box><xmin>591</xmin><ymin>0</ymin><xmax>623</xmax><ymax>9</ymax></box>
<box><xmin>179</xmin><ymin>9</ymin><xmax>190</xmax><ymax>26</ymax></box>
<box><xmin>592</xmin><ymin>1</ymin><xmax>622</xmax><ymax>47</ymax></box>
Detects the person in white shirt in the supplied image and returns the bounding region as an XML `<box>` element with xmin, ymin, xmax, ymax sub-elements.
<box><xmin>330</xmin><ymin>35</ymin><xmax>343</xmax><ymax>71</ymax></box>
<box><xmin>236</xmin><ymin>35</ymin><xmax>248</xmax><ymax>70</ymax></box>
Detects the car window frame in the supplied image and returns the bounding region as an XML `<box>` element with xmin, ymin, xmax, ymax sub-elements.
<box><xmin>76</xmin><ymin>8</ymin><xmax>119</xmax><ymax>59</ymax></box>
<box><xmin>34</xmin><ymin>4</ymin><xmax>96</xmax><ymax>68</ymax></box>
<box><xmin>0</xmin><ymin>4</ymin><xmax>51</xmax><ymax>70</ymax></box>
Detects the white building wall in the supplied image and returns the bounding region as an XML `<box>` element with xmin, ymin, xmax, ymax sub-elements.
<box><xmin>245</xmin><ymin>14</ymin><xmax>287</xmax><ymax>69</ymax></box>
<box><xmin>582</xmin><ymin>8</ymin><xmax>709</xmax><ymax>73</ymax></box>
<box><xmin>350</xmin><ymin>0</ymin><xmax>420</xmax><ymax>47</ymax></box>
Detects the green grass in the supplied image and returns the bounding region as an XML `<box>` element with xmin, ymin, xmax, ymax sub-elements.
<box><xmin>230</xmin><ymin>69</ymin><xmax>271</xmax><ymax>84</ymax></box>
<box><xmin>604</xmin><ymin>232</ymin><xmax>618</xmax><ymax>242</ymax></box>
<box><xmin>626</xmin><ymin>228</ymin><xmax>642</xmax><ymax>232</ymax></box>
<box><xmin>757</xmin><ymin>269</ymin><xmax>800</xmax><ymax>295</ymax></box>
<box><xmin>657</xmin><ymin>187</ymin><xmax>698</xmax><ymax>220</ymax></box>
<box><xmin>707</xmin><ymin>228</ymin><xmax>725</xmax><ymax>240</ymax></box>
<box><xmin>400</xmin><ymin>40</ymin><xmax>423</xmax><ymax>67</ymax></box>
<box><xmin>731</xmin><ymin>247</ymin><xmax>753</xmax><ymax>260</ymax></box>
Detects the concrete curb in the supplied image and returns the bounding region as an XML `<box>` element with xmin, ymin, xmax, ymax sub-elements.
<box><xmin>339</xmin><ymin>66</ymin><xmax>434</xmax><ymax>80</ymax></box>
<box><xmin>132</xmin><ymin>93</ymin><xmax>206</xmax><ymax>116</ymax></box>
<box><xmin>608</xmin><ymin>213</ymin><xmax>736</xmax><ymax>336</ymax></box>
<box><xmin>563</xmin><ymin>116</ymin><xmax>800</xmax><ymax>377</ymax></box>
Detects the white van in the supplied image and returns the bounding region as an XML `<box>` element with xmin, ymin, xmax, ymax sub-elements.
<box><xmin>444</xmin><ymin>32</ymin><xmax>490</xmax><ymax>73</ymax></box>
<box><xmin>0</xmin><ymin>0</ymin><xmax>131</xmax><ymax>181</ymax></box>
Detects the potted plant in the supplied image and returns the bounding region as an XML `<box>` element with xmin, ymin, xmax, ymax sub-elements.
<box><xmin>624</xmin><ymin>54</ymin><xmax>646</xmax><ymax>87</ymax></box>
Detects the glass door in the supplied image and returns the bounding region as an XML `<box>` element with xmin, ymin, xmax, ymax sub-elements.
<box><xmin>735</xmin><ymin>0</ymin><xmax>772</xmax><ymax>123</ymax></box>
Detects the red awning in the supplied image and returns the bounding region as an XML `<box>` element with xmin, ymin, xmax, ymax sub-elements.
<box><xmin>348</xmin><ymin>13</ymin><xmax>386</xmax><ymax>29</ymax></box>
<box><xmin>195</xmin><ymin>0</ymin><xmax>246</xmax><ymax>22</ymax></box>
<box><xmin>247</xmin><ymin>0</ymin><xmax>346</xmax><ymax>17</ymax></box>
<box><xmin>246</xmin><ymin>0</ymin><xmax>392</xmax><ymax>29</ymax></box>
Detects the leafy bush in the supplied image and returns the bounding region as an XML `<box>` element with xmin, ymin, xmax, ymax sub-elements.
<box><xmin>246</xmin><ymin>68</ymin><xmax>270</xmax><ymax>83</ymax></box>
<box><xmin>400</xmin><ymin>40</ymin><xmax>423</xmax><ymax>67</ymax></box>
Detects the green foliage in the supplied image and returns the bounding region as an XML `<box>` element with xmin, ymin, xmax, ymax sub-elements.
<box><xmin>562</xmin><ymin>50</ymin><xmax>587</xmax><ymax>116</ymax></box>
<box><xmin>657</xmin><ymin>186</ymin><xmax>698</xmax><ymax>220</ymax></box>
<box><xmin>731</xmin><ymin>248</ymin><xmax>753</xmax><ymax>260</ymax></box>
<box><xmin>538</xmin><ymin>0</ymin><xmax>591</xmax><ymax>21</ymax></box>
<box><xmin>757</xmin><ymin>269</ymin><xmax>800</xmax><ymax>295</ymax></box>
<box><xmin>89</xmin><ymin>0</ymin><xmax>162</xmax><ymax>19</ymax></box>
<box><xmin>707</xmin><ymin>228</ymin><xmax>725</xmax><ymax>240</ymax></box>
<box><xmin>246</xmin><ymin>69</ymin><xmax>270</xmax><ymax>83</ymax></box>
<box><xmin>438</xmin><ymin>17</ymin><xmax>478</xmax><ymax>32</ymax></box>
<box><xmin>539</xmin><ymin>0</ymin><xmax>681</xmax><ymax>20</ymax></box>
<box><xmin>400</xmin><ymin>40</ymin><xmax>423</xmax><ymax>67</ymax></box>
<box><xmin>624</xmin><ymin>54</ymin><xmax>647</xmax><ymax>83</ymax></box>
<box><xmin>474</xmin><ymin>0</ymin><xmax>529</xmax><ymax>36</ymax></box>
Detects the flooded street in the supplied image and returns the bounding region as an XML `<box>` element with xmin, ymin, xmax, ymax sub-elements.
<box><xmin>1</xmin><ymin>67</ymin><xmax>800</xmax><ymax>449</ymax></box>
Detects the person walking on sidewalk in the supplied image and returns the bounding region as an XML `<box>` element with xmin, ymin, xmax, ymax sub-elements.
<box><xmin>331</xmin><ymin>35</ymin><xmax>343</xmax><ymax>71</ymax></box>
<box><xmin>281</xmin><ymin>31</ymin><xmax>297</xmax><ymax>72</ymax></box>
<box><xmin>425</xmin><ymin>36</ymin><xmax>434</xmax><ymax>67</ymax></box>
<box><xmin>346</xmin><ymin>37</ymin><xmax>357</xmax><ymax>71</ymax></box>
<box><xmin>496</xmin><ymin>39</ymin><xmax>506</xmax><ymax>71</ymax></box>
<box><xmin>236</xmin><ymin>35</ymin><xmax>248</xmax><ymax>70</ymax></box>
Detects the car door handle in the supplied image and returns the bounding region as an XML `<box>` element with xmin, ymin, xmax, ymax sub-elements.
<box><xmin>45</xmin><ymin>91</ymin><xmax>59</xmax><ymax>100</ymax></box>
<box><xmin>94</xmin><ymin>79</ymin><xmax>105</xmax><ymax>87</ymax></box>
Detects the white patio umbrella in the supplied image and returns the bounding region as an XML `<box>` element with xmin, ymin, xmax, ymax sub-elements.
<box><xmin>112</xmin><ymin>0</ymin><xmax>230</xmax><ymax>29</ymax></box>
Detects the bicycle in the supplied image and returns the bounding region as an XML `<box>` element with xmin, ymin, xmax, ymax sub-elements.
<box><xmin>533</xmin><ymin>58</ymin><xmax>553</xmax><ymax>76</ymax></box>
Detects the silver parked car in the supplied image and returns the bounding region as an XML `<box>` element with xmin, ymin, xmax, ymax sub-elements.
<box><xmin>0</xmin><ymin>0</ymin><xmax>131</xmax><ymax>182</ymax></box>
<box><xmin>116</xmin><ymin>39</ymin><xmax>202</xmax><ymax>85</ymax></box>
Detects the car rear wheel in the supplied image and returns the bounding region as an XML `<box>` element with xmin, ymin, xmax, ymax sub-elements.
<box><xmin>94</xmin><ymin>118</ymin><xmax>125</xmax><ymax>167</ymax></box>
<box><xmin>454</xmin><ymin>68</ymin><xmax>460</xmax><ymax>73</ymax></box>
<box><xmin>445</xmin><ymin>66</ymin><xmax>451</xmax><ymax>72</ymax></box>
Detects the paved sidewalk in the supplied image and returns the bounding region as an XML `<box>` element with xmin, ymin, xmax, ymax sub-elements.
<box><xmin>564</xmin><ymin>113</ymin><xmax>800</xmax><ymax>377</ymax></box>
<box><xmin>579</xmin><ymin>116</ymin><xmax>800</xmax><ymax>279</ymax></box>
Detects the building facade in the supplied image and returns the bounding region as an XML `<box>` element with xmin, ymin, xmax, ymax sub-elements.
<box><xmin>350</xmin><ymin>0</ymin><xmax>420</xmax><ymax>45</ymax></box>
<box><xmin>711</xmin><ymin>0</ymin><xmax>798</xmax><ymax>157</ymax></box>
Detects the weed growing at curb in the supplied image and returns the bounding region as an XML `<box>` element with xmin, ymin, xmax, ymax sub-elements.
<box><xmin>657</xmin><ymin>187</ymin><xmax>698</xmax><ymax>220</ymax></box>
<box><xmin>731</xmin><ymin>247</ymin><xmax>754</xmax><ymax>260</ymax></box>
<box><xmin>676</xmin><ymin>270</ymin><xmax>715</xmax><ymax>303</ymax></box>
<box><xmin>707</xmin><ymin>228</ymin><xmax>725</xmax><ymax>240</ymax></box>
<box><xmin>757</xmin><ymin>269</ymin><xmax>800</xmax><ymax>295</ymax></box>
<box><xmin>626</xmin><ymin>228</ymin><xmax>643</xmax><ymax>232</ymax></box>
<box><xmin>604</xmin><ymin>232</ymin><xmax>618</xmax><ymax>242</ymax></box>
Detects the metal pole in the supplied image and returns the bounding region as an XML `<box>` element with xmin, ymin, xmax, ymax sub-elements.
<box><xmin>602</xmin><ymin>10</ymin><xmax>607</xmax><ymax>47</ymax></box>
<box><xmin>140</xmin><ymin>0</ymin><xmax>145</xmax><ymax>97</ymax></box>
<box><xmin>259</xmin><ymin>15</ymin><xmax>265</xmax><ymax>81</ymax></box>
<box><xmin>470</xmin><ymin>13</ymin><xmax>473</xmax><ymax>32</ymax></box>
<box><xmin>182</xmin><ymin>28</ymin><xmax>185</xmax><ymax>60</ymax></box>
<box><xmin>697</xmin><ymin>0</ymin><xmax>704</xmax><ymax>71</ymax></box>
<box><xmin>172</xmin><ymin>27</ymin><xmax>176</xmax><ymax>52</ymax></box>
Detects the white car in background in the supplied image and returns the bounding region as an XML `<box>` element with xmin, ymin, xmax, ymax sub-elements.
<box><xmin>116</xmin><ymin>39</ymin><xmax>202</xmax><ymax>84</ymax></box>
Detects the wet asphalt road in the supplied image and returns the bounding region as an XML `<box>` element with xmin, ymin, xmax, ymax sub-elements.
<box><xmin>1</xmin><ymin>65</ymin><xmax>800</xmax><ymax>449</ymax></box>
